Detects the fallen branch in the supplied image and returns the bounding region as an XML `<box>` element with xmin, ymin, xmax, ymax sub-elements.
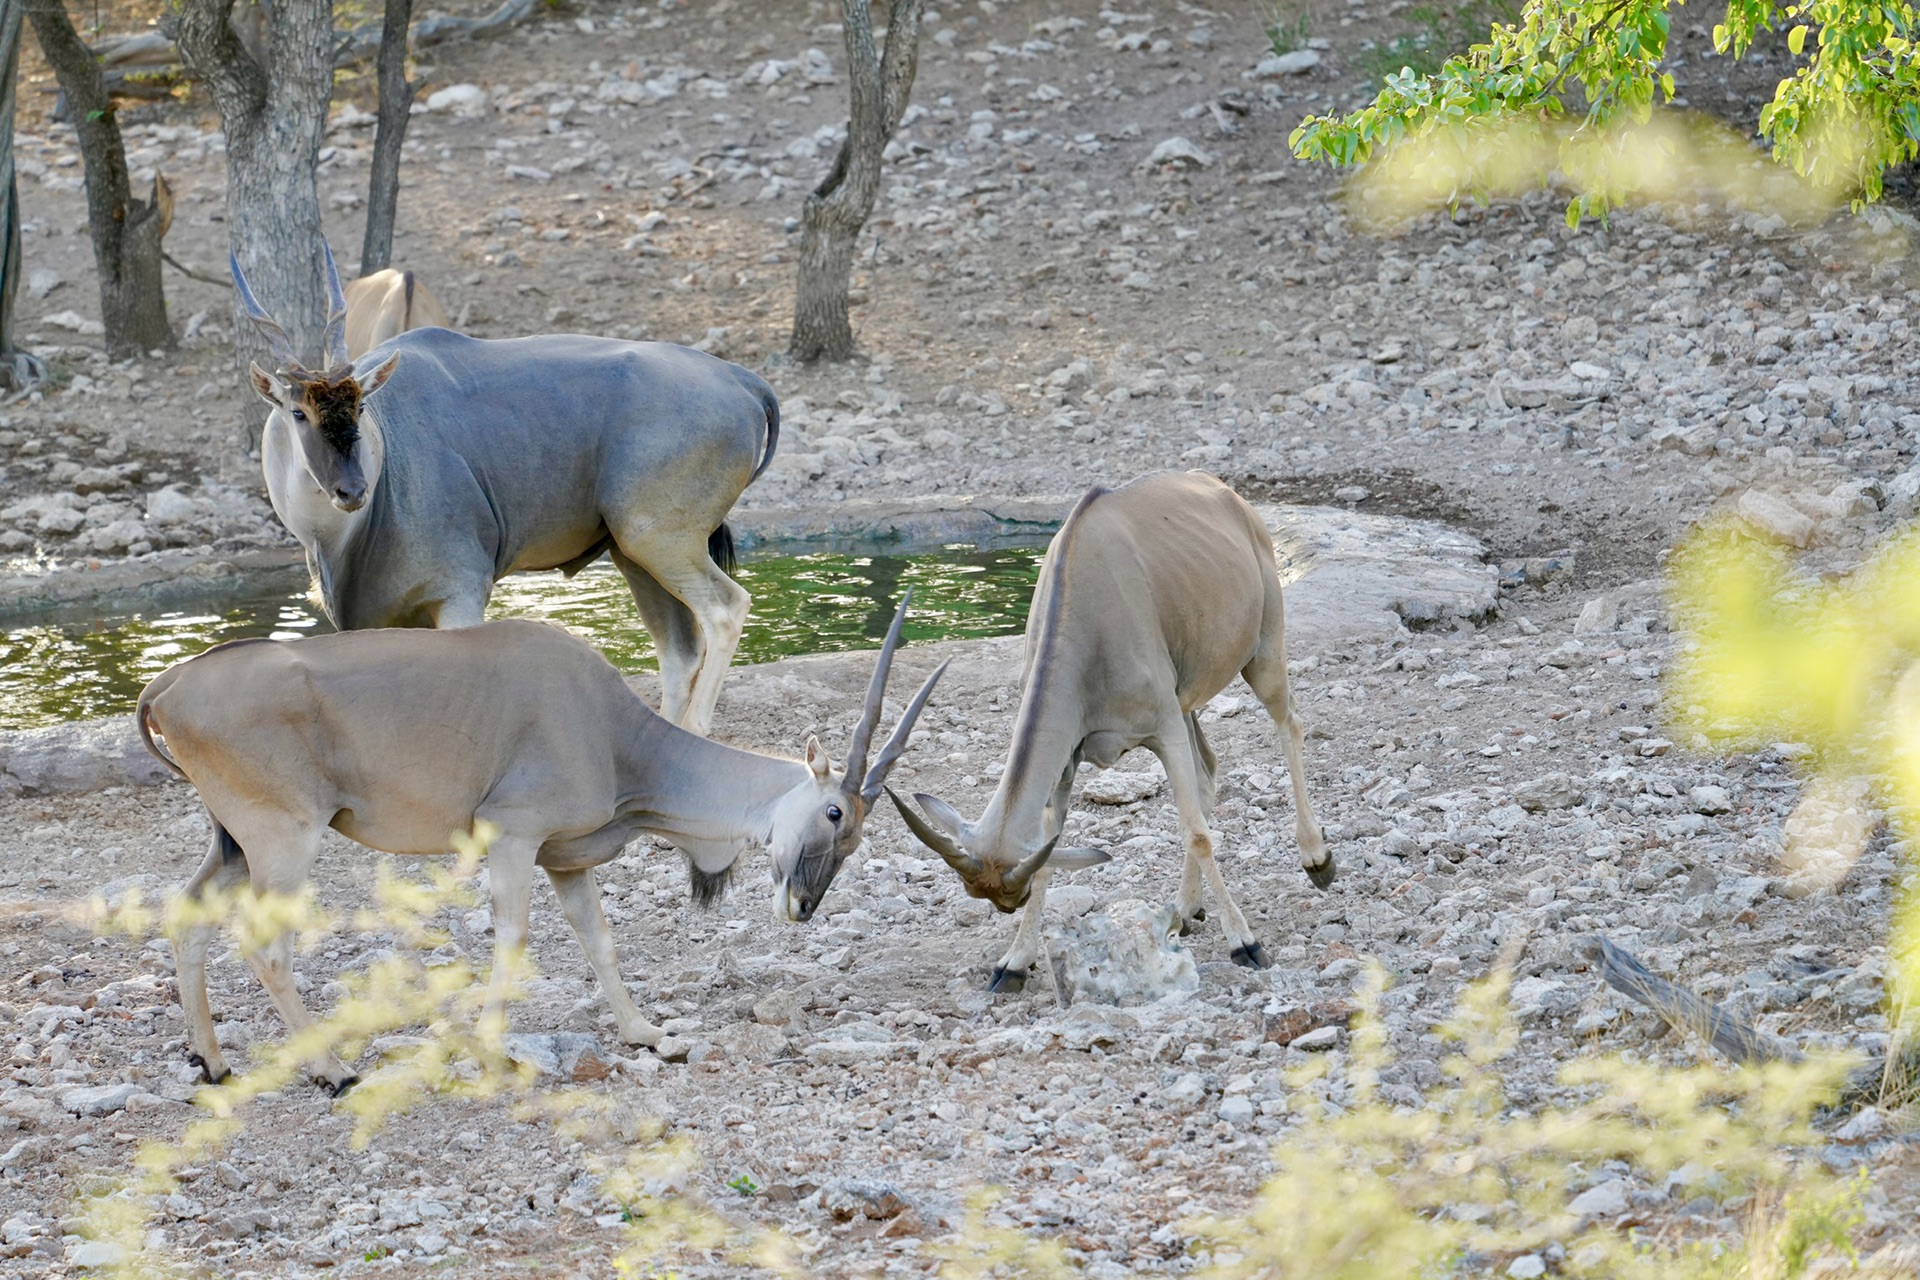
<box><xmin>1583</xmin><ymin>935</ymin><xmax>1799</xmax><ymax>1065</ymax></box>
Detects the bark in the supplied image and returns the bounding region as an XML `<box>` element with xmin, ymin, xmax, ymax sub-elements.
<box><xmin>358</xmin><ymin>0</ymin><xmax>413</xmax><ymax>274</ymax></box>
<box><xmin>0</xmin><ymin>0</ymin><xmax>47</xmax><ymax>390</ymax></box>
<box><xmin>26</xmin><ymin>0</ymin><xmax>174</xmax><ymax>356</ymax></box>
<box><xmin>173</xmin><ymin>0</ymin><xmax>334</xmax><ymax>365</ymax></box>
<box><xmin>789</xmin><ymin>0</ymin><xmax>922</xmax><ymax>363</ymax></box>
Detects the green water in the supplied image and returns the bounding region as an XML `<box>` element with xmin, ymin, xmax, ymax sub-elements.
<box><xmin>0</xmin><ymin>544</ymin><xmax>1049</xmax><ymax>730</ymax></box>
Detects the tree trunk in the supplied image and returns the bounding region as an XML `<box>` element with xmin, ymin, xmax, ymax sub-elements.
<box><xmin>174</xmin><ymin>0</ymin><xmax>334</xmax><ymax>366</ymax></box>
<box><xmin>790</xmin><ymin>0</ymin><xmax>922</xmax><ymax>363</ymax></box>
<box><xmin>27</xmin><ymin>0</ymin><xmax>175</xmax><ymax>356</ymax></box>
<box><xmin>358</xmin><ymin>0</ymin><xmax>413</xmax><ymax>274</ymax></box>
<box><xmin>0</xmin><ymin>0</ymin><xmax>48</xmax><ymax>390</ymax></box>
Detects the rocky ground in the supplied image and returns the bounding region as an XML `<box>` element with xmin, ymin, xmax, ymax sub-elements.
<box><xmin>3</xmin><ymin>0</ymin><xmax>1920</xmax><ymax>1274</ymax></box>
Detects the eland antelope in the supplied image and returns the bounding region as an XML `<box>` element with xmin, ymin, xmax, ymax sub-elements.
<box><xmin>234</xmin><ymin>246</ymin><xmax>777</xmax><ymax>735</ymax></box>
<box><xmin>891</xmin><ymin>470</ymin><xmax>1330</xmax><ymax>991</ymax></box>
<box><xmin>343</xmin><ymin>267</ymin><xmax>452</xmax><ymax>359</ymax></box>
<box><xmin>137</xmin><ymin>597</ymin><xmax>944</xmax><ymax>1091</ymax></box>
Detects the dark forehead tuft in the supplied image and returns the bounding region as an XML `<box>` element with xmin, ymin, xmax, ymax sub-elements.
<box><xmin>297</xmin><ymin>375</ymin><xmax>364</xmax><ymax>453</ymax></box>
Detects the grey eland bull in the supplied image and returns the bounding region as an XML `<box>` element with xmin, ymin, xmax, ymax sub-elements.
<box><xmin>137</xmin><ymin>596</ymin><xmax>945</xmax><ymax>1092</ymax></box>
<box><xmin>343</xmin><ymin>267</ymin><xmax>452</xmax><ymax>359</ymax></box>
<box><xmin>234</xmin><ymin>247</ymin><xmax>777</xmax><ymax>735</ymax></box>
<box><xmin>890</xmin><ymin>470</ymin><xmax>1330</xmax><ymax>991</ymax></box>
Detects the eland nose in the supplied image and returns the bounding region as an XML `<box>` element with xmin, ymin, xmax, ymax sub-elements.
<box><xmin>332</xmin><ymin>484</ymin><xmax>366</xmax><ymax>511</ymax></box>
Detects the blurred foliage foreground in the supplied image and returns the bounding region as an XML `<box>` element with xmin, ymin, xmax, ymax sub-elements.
<box><xmin>1290</xmin><ymin>0</ymin><xmax>1920</xmax><ymax>222</ymax></box>
<box><xmin>66</xmin><ymin>523</ymin><xmax>1920</xmax><ymax>1280</ymax></box>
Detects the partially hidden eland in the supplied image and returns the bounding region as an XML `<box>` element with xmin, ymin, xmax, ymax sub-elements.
<box><xmin>234</xmin><ymin>244</ymin><xmax>778</xmax><ymax>735</ymax></box>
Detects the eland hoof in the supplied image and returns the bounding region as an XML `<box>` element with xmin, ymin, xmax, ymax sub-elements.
<box><xmin>1229</xmin><ymin>941</ymin><xmax>1271</xmax><ymax>970</ymax></box>
<box><xmin>187</xmin><ymin>1054</ymin><xmax>230</xmax><ymax>1086</ymax></box>
<box><xmin>327</xmin><ymin>1074</ymin><xmax>361</xmax><ymax>1098</ymax></box>
<box><xmin>987</xmin><ymin>966</ymin><xmax>1028</xmax><ymax>994</ymax></box>
<box><xmin>1306</xmin><ymin>859</ymin><xmax>1336</xmax><ymax>890</ymax></box>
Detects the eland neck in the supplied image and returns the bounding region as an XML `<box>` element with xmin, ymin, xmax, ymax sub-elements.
<box><xmin>616</xmin><ymin>711</ymin><xmax>812</xmax><ymax>853</ymax></box>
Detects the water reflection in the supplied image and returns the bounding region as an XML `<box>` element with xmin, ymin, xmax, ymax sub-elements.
<box><xmin>0</xmin><ymin>545</ymin><xmax>1047</xmax><ymax>730</ymax></box>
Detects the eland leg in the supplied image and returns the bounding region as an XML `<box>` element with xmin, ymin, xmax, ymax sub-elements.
<box><xmin>221</xmin><ymin>814</ymin><xmax>357</xmax><ymax>1092</ymax></box>
<box><xmin>988</xmin><ymin>868</ymin><xmax>1053</xmax><ymax>994</ymax></box>
<box><xmin>171</xmin><ymin>816</ymin><xmax>251</xmax><ymax>1086</ymax></box>
<box><xmin>609</xmin><ymin>535</ymin><xmax>748</xmax><ymax>736</ymax></box>
<box><xmin>545</xmin><ymin>866</ymin><xmax>664</xmax><ymax>1048</ymax></box>
<box><xmin>608</xmin><ymin>548</ymin><xmax>702</xmax><ymax>730</ymax></box>
<box><xmin>1174</xmin><ymin>713</ymin><xmax>1219</xmax><ymax>934</ymax></box>
<box><xmin>1155</xmin><ymin>725</ymin><xmax>1270</xmax><ymax>969</ymax></box>
<box><xmin>989</xmin><ymin>760</ymin><xmax>1080</xmax><ymax>991</ymax></box>
<box><xmin>477</xmin><ymin>834</ymin><xmax>541</xmax><ymax>1038</ymax></box>
<box><xmin>1243</xmin><ymin>608</ymin><xmax>1331</xmax><ymax>888</ymax></box>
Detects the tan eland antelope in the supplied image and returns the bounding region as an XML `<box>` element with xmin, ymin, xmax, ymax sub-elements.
<box><xmin>138</xmin><ymin>598</ymin><xmax>944</xmax><ymax>1092</ymax></box>
<box><xmin>891</xmin><ymin>471</ymin><xmax>1330</xmax><ymax>991</ymax></box>
<box><xmin>343</xmin><ymin>267</ymin><xmax>452</xmax><ymax>359</ymax></box>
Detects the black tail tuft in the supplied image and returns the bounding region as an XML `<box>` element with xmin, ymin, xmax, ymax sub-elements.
<box><xmin>213</xmin><ymin>819</ymin><xmax>246</xmax><ymax>870</ymax></box>
<box><xmin>708</xmin><ymin>523</ymin><xmax>737</xmax><ymax>577</ymax></box>
<box><xmin>688</xmin><ymin>857</ymin><xmax>735</xmax><ymax>908</ymax></box>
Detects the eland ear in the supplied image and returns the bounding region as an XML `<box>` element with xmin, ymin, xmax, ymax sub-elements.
<box><xmin>804</xmin><ymin>734</ymin><xmax>831</xmax><ymax>782</ymax></box>
<box><xmin>1047</xmin><ymin>846</ymin><xmax>1111</xmax><ymax>872</ymax></box>
<box><xmin>248</xmin><ymin>362</ymin><xmax>288</xmax><ymax>406</ymax></box>
<box><xmin>913</xmin><ymin>793</ymin><xmax>969</xmax><ymax>840</ymax></box>
<box><xmin>360</xmin><ymin>351</ymin><xmax>401</xmax><ymax>397</ymax></box>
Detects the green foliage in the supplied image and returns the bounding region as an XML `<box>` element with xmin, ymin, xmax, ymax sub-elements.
<box><xmin>1290</xmin><ymin>0</ymin><xmax>1920</xmax><ymax>216</ymax></box>
<box><xmin>726</xmin><ymin>1173</ymin><xmax>761</xmax><ymax>1198</ymax></box>
<box><xmin>1260</xmin><ymin>0</ymin><xmax>1313</xmax><ymax>56</ymax></box>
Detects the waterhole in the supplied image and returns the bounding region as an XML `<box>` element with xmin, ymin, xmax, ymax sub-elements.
<box><xmin>1</xmin><ymin>542</ymin><xmax>1049</xmax><ymax>730</ymax></box>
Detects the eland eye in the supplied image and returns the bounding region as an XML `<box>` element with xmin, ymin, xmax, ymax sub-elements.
<box><xmin>826</xmin><ymin>804</ymin><xmax>843</xmax><ymax>824</ymax></box>
<box><xmin>291</xmin><ymin>408</ymin><xmax>308</xmax><ymax>422</ymax></box>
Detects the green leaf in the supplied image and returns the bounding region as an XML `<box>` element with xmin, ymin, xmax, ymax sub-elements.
<box><xmin>1789</xmin><ymin>23</ymin><xmax>1809</xmax><ymax>54</ymax></box>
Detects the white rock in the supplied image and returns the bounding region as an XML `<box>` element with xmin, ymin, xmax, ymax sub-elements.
<box><xmin>1568</xmin><ymin>1178</ymin><xmax>1632</xmax><ymax>1219</ymax></box>
<box><xmin>26</xmin><ymin>269</ymin><xmax>62</xmax><ymax>299</ymax></box>
<box><xmin>42</xmin><ymin>309</ymin><xmax>105</xmax><ymax>336</ymax></box>
<box><xmin>1253</xmin><ymin>49</ymin><xmax>1321</xmax><ymax>76</ymax></box>
<box><xmin>1291</xmin><ymin>1024</ymin><xmax>1341</xmax><ymax>1051</ymax></box>
<box><xmin>1082</xmin><ymin>763</ymin><xmax>1164</xmax><ymax>804</ymax></box>
<box><xmin>1218</xmin><ymin>1096</ymin><xmax>1256</xmax><ymax>1126</ymax></box>
<box><xmin>1054</xmin><ymin>899</ymin><xmax>1197</xmax><ymax>1006</ymax></box>
<box><xmin>67</xmin><ymin>1240</ymin><xmax>125</xmax><ymax>1269</ymax></box>
<box><xmin>1736</xmin><ymin>490</ymin><xmax>1816</xmax><ymax>548</ymax></box>
<box><xmin>1146</xmin><ymin>136</ymin><xmax>1212</xmax><ymax>169</ymax></box>
<box><xmin>1573</xmin><ymin>595</ymin><xmax>1617</xmax><ymax>635</ymax></box>
<box><xmin>145</xmin><ymin>485</ymin><xmax>202</xmax><ymax>526</ymax></box>
<box><xmin>426</xmin><ymin>83</ymin><xmax>489</xmax><ymax>114</ymax></box>
<box><xmin>1507</xmin><ymin>1254</ymin><xmax>1547</xmax><ymax>1279</ymax></box>
<box><xmin>1689</xmin><ymin>785</ymin><xmax>1732</xmax><ymax>815</ymax></box>
<box><xmin>1568</xmin><ymin>360</ymin><xmax>1610</xmax><ymax>381</ymax></box>
<box><xmin>62</xmin><ymin>1082</ymin><xmax>141</xmax><ymax>1116</ymax></box>
<box><xmin>1512</xmin><ymin>772</ymin><xmax>1581</xmax><ymax>812</ymax></box>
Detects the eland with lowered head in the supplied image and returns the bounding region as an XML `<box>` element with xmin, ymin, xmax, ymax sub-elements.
<box><xmin>891</xmin><ymin>471</ymin><xmax>1331</xmax><ymax>991</ymax></box>
<box><xmin>138</xmin><ymin>596</ymin><xmax>944</xmax><ymax>1092</ymax></box>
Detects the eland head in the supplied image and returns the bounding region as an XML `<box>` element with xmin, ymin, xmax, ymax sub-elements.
<box><xmin>234</xmin><ymin>244</ymin><xmax>399</xmax><ymax>513</ymax></box>
<box><xmin>888</xmin><ymin>789</ymin><xmax>1109</xmax><ymax>914</ymax></box>
<box><xmin>769</xmin><ymin>593</ymin><xmax>950</xmax><ymax>924</ymax></box>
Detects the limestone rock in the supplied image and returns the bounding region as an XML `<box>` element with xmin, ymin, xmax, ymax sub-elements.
<box><xmin>1053</xmin><ymin>900</ymin><xmax>1197</xmax><ymax>1005</ymax></box>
